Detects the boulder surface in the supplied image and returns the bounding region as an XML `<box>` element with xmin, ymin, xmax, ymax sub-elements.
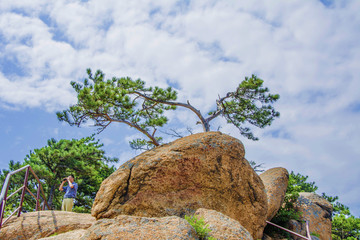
<box><xmin>260</xmin><ymin>167</ymin><xmax>289</xmax><ymax>220</ymax></box>
<box><xmin>292</xmin><ymin>192</ymin><xmax>333</xmax><ymax>240</ymax></box>
<box><xmin>92</xmin><ymin>131</ymin><xmax>268</xmax><ymax>239</ymax></box>
<box><xmin>0</xmin><ymin>211</ymin><xmax>95</xmax><ymax>240</ymax></box>
<box><xmin>40</xmin><ymin>229</ymin><xmax>88</xmax><ymax>240</ymax></box>
<box><xmin>195</xmin><ymin>208</ymin><xmax>253</xmax><ymax>240</ymax></box>
<box><xmin>81</xmin><ymin>215</ymin><xmax>197</xmax><ymax>240</ymax></box>
<box><xmin>287</xmin><ymin>219</ymin><xmax>307</xmax><ymax>239</ymax></box>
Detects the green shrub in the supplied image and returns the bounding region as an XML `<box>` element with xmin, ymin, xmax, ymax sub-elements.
<box><xmin>72</xmin><ymin>205</ymin><xmax>91</xmax><ymax>213</ymax></box>
<box><xmin>311</xmin><ymin>232</ymin><xmax>320</xmax><ymax>238</ymax></box>
<box><xmin>184</xmin><ymin>215</ymin><xmax>216</xmax><ymax>240</ymax></box>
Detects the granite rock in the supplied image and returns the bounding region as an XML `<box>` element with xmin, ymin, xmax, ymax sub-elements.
<box><xmin>92</xmin><ymin>132</ymin><xmax>268</xmax><ymax>239</ymax></box>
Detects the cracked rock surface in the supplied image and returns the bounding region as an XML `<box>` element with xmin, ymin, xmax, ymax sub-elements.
<box><xmin>91</xmin><ymin>131</ymin><xmax>268</xmax><ymax>239</ymax></box>
<box><xmin>291</xmin><ymin>192</ymin><xmax>333</xmax><ymax>240</ymax></box>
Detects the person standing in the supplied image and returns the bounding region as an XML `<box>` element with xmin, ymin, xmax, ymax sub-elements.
<box><xmin>59</xmin><ymin>175</ymin><xmax>78</xmax><ymax>211</ymax></box>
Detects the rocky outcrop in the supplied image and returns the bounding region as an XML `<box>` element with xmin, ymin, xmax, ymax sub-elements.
<box><xmin>81</xmin><ymin>215</ymin><xmax>197</xmax><ymax>240</ymax></box>
<box><xmin>291</xmin><ymin>192</ymin><xmax>333</xmax><ymax>240</ymax></box>
<box><xmin>0</xmin><ymin>211</ymin><xmax>95</xmax><ymax>240</ymax></box>
<box><xmin>260</xmin><ymin>167</ymin><xmax>289</xmax><ymax>220</ymax></box>
<box><xmin>195</xmin><ymin>208</ymin><xmax>253</xmax><ymax>240</ymax></box>
<box><xmin>92</xmin><ymin>132</ymin><xmax>268</xmax><ymax>239</ymax></box>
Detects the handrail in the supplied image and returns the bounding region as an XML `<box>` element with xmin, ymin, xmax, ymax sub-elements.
<box><xmin>266</xmin><ymin>220</ymin><xmax>312</xmax><ymax>240</ymax></box>
<box><xmin>306</xmin><ymin>220</ymin><xmax>312</xmax><ymax>239</ymax></box>
<box><xmin>0</xmin><ymin>165</ymin><xmax>50</xmax><ymax>229</ymax></box>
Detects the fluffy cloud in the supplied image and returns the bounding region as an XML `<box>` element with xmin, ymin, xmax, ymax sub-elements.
<box><xmin>1</xmin><ymin>0</ymin><xmax>360</xmax><ymax>215</ymax></box>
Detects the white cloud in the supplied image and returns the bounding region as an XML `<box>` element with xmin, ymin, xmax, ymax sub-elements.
<box><xmin>1</xmin><ymin>0</ymin><xmax>360</xmax><ymax>215</ymax></box>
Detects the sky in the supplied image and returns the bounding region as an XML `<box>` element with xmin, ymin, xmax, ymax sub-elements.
<box><xmin>0</xmin><ymin>0</ymin><xmax>359</xmax><ymax>216</ymax></box>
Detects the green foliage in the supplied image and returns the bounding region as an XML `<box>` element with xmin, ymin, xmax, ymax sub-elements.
<box><xmin>57</xmin><ymin>69</ymin><xmax>177</xmax><ymax>148</ymax></box>
<box><xmin>214</xmin><ymin>75</ymin><xmax>280</xmax><ymax>140</ymax></box>
<box><xmin>288</xmin><ymin>172</ymin><xmax>318</xmax><ymax>193</ymax></box>
<box><xmin>72</xmin><ymin>204</ymin><xmax>91</xmax><ymax>213</ymax></box>
<box><xmin>311</xmin><ymin>232</ymin><xmax>320</xmax><ymax>238</ymax></box>
<box><xmin>129</xmin><ymin>136</ymin><xmax>163</xmax><ymax>150</ymax></box>
<box><xmin>332</xmin><ymin>213</ymin><xmax>360</xmax><ymax>240</ymax></box>
<box><xmin>322</xmin><ymin>193</ymin><xmax>350</xmax><ymax>215</ymax></box>
<box><xmin>0</xmin><ymin>136</ymin><xmax>117</xmax><ymax>214</ymax></box>
<box><xmin>322</xmin><ymin>193</ymin><xmax>360</xmax><ymax>240</ymax></box>
<box><xmin>272</xmin><ymin>193</ymin><xmax>301</xmax><ymax>224</ymax></box>
<box><xmin>184</xmin><ymin>215</ymin><xmax>216</xmax><ymax>240</ymax></box>
<box><xmin>58</xmin><ymin>69</ymin><xmax>280</xmax><ymax>149</ymax></box>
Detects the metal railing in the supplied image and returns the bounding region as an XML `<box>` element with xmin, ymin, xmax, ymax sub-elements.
<box><xmin>266</xmin><ymin>220</ymin><xmax>312</xmax><ymax>240</ymax></box>
<box><xmin>0</xmin><ymin>165</ymin><xmax>50</xmax><ymax>229</ymax></box>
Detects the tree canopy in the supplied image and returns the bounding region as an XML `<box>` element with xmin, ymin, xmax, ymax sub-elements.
<box><xmin>0</xmin><ymin>136</ymin><xmax>117</xmax><ymax>213</ymax></box>
<box><xmin>322</xmin><ymin>194</ymin><xmax>360</xmax><ymax>240</ymax></box>
<box><xmin>57</xmin><ymin>69</ymin><xmax>280</xmax><ymax>149</ymax></box>
<box><xmin>331</xmin><ymin>213</ymin><xmax>360</xmax><ymax>240</ymax></box>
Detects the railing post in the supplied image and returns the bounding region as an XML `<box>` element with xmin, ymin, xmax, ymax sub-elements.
<box><xmin>306</xmin><ymin>221</ymin><xmax>312</xmax><ymax>240</ymax></box>
<box><xmin>0</xmin><ymin>180</ymin><xmax>11</xmax><ymax>229</ymax></box>
<box><xmin>17</xmin><ymin>167</ymin><xmax>30</xmax><ymax>217</ymax></box>
<box><xmin>36</xmin><ymin>184</ymin><xmax>41</xmax><ymax>211</ymax></box>
<box><xmin>0</xmin><ymin>201</ymin><xmax>3</xmax><ymax>228</ymax></box>
<box><xmin>0</xmin><ymin>165</ymin><xmax>50</xmax><ymax>230</ymax></box>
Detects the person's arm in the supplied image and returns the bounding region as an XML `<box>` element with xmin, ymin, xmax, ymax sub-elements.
<box><xmin>59</xmin><ymin>179</ymin><xmax>67</xmax><ymax>191</ymax></box>
<box><xmin>68</xmin><ymin>179</ymin><xmax>74</xmax><ymax>189</ymax></box>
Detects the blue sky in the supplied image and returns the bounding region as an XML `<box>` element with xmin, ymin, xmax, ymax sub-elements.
<box><xmin>1</xmin><ymin>0</ymin><xmax>360</xmax><ymax>216</ymax></box>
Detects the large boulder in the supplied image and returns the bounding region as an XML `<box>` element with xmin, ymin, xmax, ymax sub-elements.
<box><xmin>260</xmin><ymin>167</ymin><xmax>289</xmax><ymax>220</ymax></box>
<box><xmin>291</xmin><ymin>192</ymin><xmax>333</xmax><ymax>240</ymax></box>
<box><xmin>0</xmin><ymin>211</ymin><xmax>95</xmax><ymax>240</ymax></box>
<box><xmin>195</xmin><ymin>208</ymin><xmax>253</xmax><ymax>240</ymax></box>
<box><xmin>80</xmin><ymin>215</ymin><xmax>197</xmax><ymax>240</ymax></box>
<box><xmin>92</xmin><ymin>132</ymin><xmax>268</xmax><ymax>239</ymax></box>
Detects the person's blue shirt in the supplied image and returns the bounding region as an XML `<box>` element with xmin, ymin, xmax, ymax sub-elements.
<box><xmin>62</xmin><ymin>182</ymin><xmax>78</xmax><ymax>198</ymax></box>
